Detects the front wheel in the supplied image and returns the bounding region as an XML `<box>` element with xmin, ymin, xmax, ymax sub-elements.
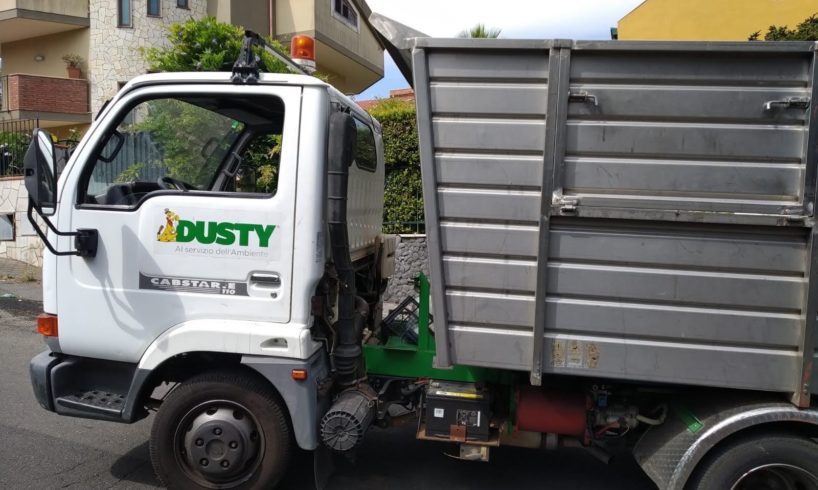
<box><xmin>149</xmin><ymin>370</ymin><xmax>292</xmax><ymax>489</ymax></box>
<box><xmin>688</xmin><ymin>433</ymin><xmax>818</xmax><ymax>490</ymax></box>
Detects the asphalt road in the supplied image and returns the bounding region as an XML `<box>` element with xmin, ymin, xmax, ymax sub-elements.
<box><xmin>0</xmin><ymin>295</ymin><xmax>656</xmax><ymax>489</ymax></box>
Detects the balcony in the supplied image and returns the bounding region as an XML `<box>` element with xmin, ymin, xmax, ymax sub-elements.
<box><xmin>1</xmin><ymin>74</ymin><xmax>90</xmax><ymax>126</ymax></box>
<box><xmin>0</xmin><ymin>0</ymin><xmax>88</xmax><ymax>43</ymax></box>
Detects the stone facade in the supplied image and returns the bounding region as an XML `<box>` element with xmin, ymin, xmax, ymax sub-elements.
<box><xmin>0</xmin><ymin>177</ymin><xmax>44</xmax><ymax>267</ymax></box>
<box><xmin>88</xmin><ymin>0</ymin><xmax>208</xmax><ymax>114</ymax></box>
<box><xmin>383</xmin><ymin>235</ymin><xmax>428</xmax><ymax>304</ymax></box>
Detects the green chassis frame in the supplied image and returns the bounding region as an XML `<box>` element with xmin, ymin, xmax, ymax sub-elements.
<box><xmin>363</xmin><ymin>273</ymin><xmax>504</xmax><ymax>383</ymax></box>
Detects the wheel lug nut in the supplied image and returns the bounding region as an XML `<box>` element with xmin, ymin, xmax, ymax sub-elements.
<box><xmin>195</xmin><ymin>439</ymin><xmax>204</xmax><ymax>447</ymax></box>
<box><xmin>221</xmin><ymin>460</ymin><xmax>230</xmax><ymax>468</ymax></box>
<box><xmin>213</xmin><ymin>428</ymin><xmax>222</xmax><ymax>436</ymax></box>
<box><xmin>229</xmin><ymin>441</ymin><xmax>238</xmax><ymax>449</ymax></box>
<box><xmin>200</xmin><ymin>458</ymin><xmax>209</xmax><ymax>466</ymax></box>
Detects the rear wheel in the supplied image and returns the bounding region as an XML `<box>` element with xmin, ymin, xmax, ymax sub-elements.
<box><xmin>688</xmin><ymin>433</ymin><xmax>818</xmax><ymax>490</ymax></box>
<box><xmin>149</xmin><ymin>371</ymin><xmax>292</xmax><ymax>489</ymax></box>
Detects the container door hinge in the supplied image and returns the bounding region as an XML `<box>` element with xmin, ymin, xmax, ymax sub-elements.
<box><xmin>783</xmin><ymin>207</ymin><xmax>808</xmax><ymax>223</ymax></box>
<box><xmin>554</xmin><ymin>196</ymin><xmax>579</xmax><ymax>214</ymax></box>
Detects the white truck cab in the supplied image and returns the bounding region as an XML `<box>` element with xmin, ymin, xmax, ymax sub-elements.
<box><xmin>28</xmin><ymin>67</ymin><xmax>390</xmax><ymax>488</ymax></box>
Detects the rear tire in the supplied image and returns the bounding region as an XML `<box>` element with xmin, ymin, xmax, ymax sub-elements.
<box><xmin>149</xmin><ymin>370</ymin><xmax>292</xmax><ymax>489</ymax></box>
<box><xmin>688</xmin><ymin>433</ymin><xmax>818</xmax><ymax>490</ymax></box>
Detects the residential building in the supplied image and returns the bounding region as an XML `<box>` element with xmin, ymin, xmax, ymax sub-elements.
<box><xmin>0</xmin><ymin>0</ymin><xmax>385</xmax><ymax>265</ymax></box>
<box><xmin>617</xmin><ymin>0</ymin><xmax>817</xmax><ymax>40</ymax></box>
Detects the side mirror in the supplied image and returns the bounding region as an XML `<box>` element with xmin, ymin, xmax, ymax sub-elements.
<box><xmin>24</xmin><ymin>129</ymin><xmax>57</xmax><ymax>216</ymax></box>
<box><xmin>98</xmin><ymin>130</ymin><xmax>124</xmax><ymax>163</ymax></box>
<box><xmin>24</xmin><ymin>128</ymin><xmax>99</xmax><ymax>258</ymax></box>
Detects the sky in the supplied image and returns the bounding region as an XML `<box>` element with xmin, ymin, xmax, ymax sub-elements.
<box><xmin>355</xmin><ymin>0</ymin><xmax>645</xmax><ymax>99</ymax></box>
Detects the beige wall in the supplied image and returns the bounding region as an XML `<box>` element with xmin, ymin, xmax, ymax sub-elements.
<box><xmin>276</xmin><ymin>0</ymin><xmax>315</xmax><ymax>34</ymax></box>
<box><xmin>0</xmin><ymin>0</ymin><xmax>88</xmax><ymax>18</ymax></box>
<box><xmin>206</xmin><ymin>0</ymin><xmax>230</xmax><ymax>23</ymax></box>
<box><xmin>230</xmin><ymin>0</ymin><xmax>269</xmax><ymax>36</ymax></box>
<box><xmin>314</xmin><ymin>0</ymin><xmax>380</xmax><ymax>70</ymax></box>
<box><xmin>209</xmin><ymin>0</ymin><xmax>270</xmax><ymax>35</ymax></box>
<box><xmin>0</xmin><ymin>29</ymin><xmax>89</xmax><ymax>77</ymax></box>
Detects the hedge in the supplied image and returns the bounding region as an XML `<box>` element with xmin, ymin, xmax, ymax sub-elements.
<box><xmin>367</xmin><ymin>98</ymin><xmax>423</xmax><ymax>234</ymax></box>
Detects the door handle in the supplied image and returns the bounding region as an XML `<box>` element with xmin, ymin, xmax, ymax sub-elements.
<box><xmin>763</xmin><ymin>96</ymin><xmax>810</xmax><ymax>111</ymax></box>
<box><xmin>250</xmin><ymin>273</ymin><xmax>281</xmax><ymax>287</ymax></box>
<box><xmin>568</xmin><ymin>90</ymin><xmax>598</xmax><ymax>107</ymax></box>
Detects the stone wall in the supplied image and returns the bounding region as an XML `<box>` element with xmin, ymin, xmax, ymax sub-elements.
<box><xmin>0</xmin><ymin>177</ymin><xmax>43</xmax><ymax>266</ymax></box>
<box><xmin>383</xmin><ymin>234</ymin><xmax>428</xmax><ymax>304</ymax></box>
<box><xmin>88</xmin><ymin>0</ymin><xmax>208</xmax><ymax>114</ymax></box>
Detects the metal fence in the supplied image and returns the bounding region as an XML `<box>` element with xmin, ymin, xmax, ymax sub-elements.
<box><xmin>88</xmin><ymin>132</ymin><xmax>166</xmax><ymax>193</ymax></box>
<box><xmin>0</xmin><ymin>118</ymin><xmax>38</xmax><ymax>176</ymax></box>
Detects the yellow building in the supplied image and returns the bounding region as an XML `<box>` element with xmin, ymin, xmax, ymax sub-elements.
<box><xmin>618</xmin><ymin>0</ymin><xmax>817</xmax><ymax>41</ymax></box>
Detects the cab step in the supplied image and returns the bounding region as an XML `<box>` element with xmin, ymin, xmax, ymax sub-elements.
<box><xmin>56</xmin><ymin>390</ymin><xmax>126</xmax><ymax>417</ymax></box>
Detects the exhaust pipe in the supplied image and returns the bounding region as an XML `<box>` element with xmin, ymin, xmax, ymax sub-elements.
<box><xmin>326</xmin><ymin>111</ymin><xmax>362</xmax><ymax>384</ymax></box>
<box><xmin>321</xmin><ymin>111</ymin><xmax>377</xmax><ymax>451</ymax></box>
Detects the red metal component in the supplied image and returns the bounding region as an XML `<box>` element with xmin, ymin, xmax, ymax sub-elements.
<box><xmin>515</xmin><ymin>386</ymin><xmax>588</xmax><ymax>437</ymax></box>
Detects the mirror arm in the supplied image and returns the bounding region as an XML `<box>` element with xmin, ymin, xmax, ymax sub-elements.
<box><xmin>27</xmin><ymin>200</ymin><xmax>98</xmax><ymax>258</ymax></box>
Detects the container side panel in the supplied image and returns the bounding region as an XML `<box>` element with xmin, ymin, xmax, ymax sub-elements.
<box><xmin>421</xmin><ymin>47</ymin><xmax>550</xmax><ymax>370</ymax></box>
<box><xmin>562</xmin><ymin>49</ymin><xmax>813</xmax><ymax>215</ymax></box>
<box><xmin>414</xmin><ymin>40</ymin><xmax>815</xmax><ymax>391</ymax></box>
<box><xmin>539</xmin><ymin>218</ymin><xmax>807</xmax><ymax>390</ymax></box>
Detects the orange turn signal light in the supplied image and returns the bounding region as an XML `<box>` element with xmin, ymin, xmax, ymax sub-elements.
<box><xmin>290</xmin><ymin>35</ymin><xmax>315</xmax><ymax>62</ymax></box>
<box><xmin>37</xmin><ymin>313</ymin><xmax>58</xmax><ymax>337</ymax></box>
<box><xmin>291</xmin><ymin>369</ymin><xmax>308</xmax><ymax>381</ymax></box>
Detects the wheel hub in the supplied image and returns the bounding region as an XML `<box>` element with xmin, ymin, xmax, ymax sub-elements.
<box><xmin>732</xmin><ymin>463</ymin><xmax>818</xmax><ymax>490</ymax></box>
<box><xmin>181</xmin><ymin>404</ymin><xmax>260</xmax><ymax>483</ymax></box>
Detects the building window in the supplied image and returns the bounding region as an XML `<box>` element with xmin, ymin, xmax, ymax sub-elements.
<box><xmin>0</xmin><ymin>214</ymin><xmax>13</xmax><ymax>241</ymax></box>
<box><xmin>177</xmin><ymin>0</ymin><xmax>188</xmax><ymax>8</ymax></box>
<box><xmin>147</xmin><ymin>0</ymin><xmax>160</xmax><ymax>17</ymax></box>
<box><xmin>117</xmin><ymin>0</ymin><xmax>131</xmax><ymax>26</ymax></box>
<box><xmin>332</xmin><ymin>0</ymin><xmax>359</xmax><ymax>31</ymax></box>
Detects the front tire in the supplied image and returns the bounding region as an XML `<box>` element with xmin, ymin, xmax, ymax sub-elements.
<box><xmin>688</xmin><ymin>433</ymin><xmax>818</xmax><ymax>490</ymax></box>
<box><xmin>149</xmin><ymin>370</ymin><xmax>292</xmax><ymax>489</ymax></box>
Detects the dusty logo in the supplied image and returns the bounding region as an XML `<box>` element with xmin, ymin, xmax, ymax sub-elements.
<box><xmin>156</xmin><ymin>209</ymin><xmax>276</xmax><ymax>247</ymax></box>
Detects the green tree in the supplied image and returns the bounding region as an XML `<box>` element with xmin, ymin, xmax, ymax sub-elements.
<box><xmin>458</xmin><ymin>23</ymin><xmax>502</xmax><ymax>38</ymax></box>
<box><xmin>142</xmin><ymin>16</ymin><xmax>290</xmax><ymax>72</ymax></box>
<box><xmin>749</xmin><ymin>13</ymin><xmax>818</xmax><ymax>40</ymax></box>
<box><xmin>367</xmin><ymin>98</ymin><xmax>423</xmax><ymax>234</ymax></box>
<box><xmin>141</xmin><ymin>17</ymin><xmax>291</xmax><ymax>191</ymax></box>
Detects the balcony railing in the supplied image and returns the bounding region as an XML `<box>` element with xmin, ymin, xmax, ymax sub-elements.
<box><xmin>0</xmin><ymin>74</ymin><xmax>89</xmax><ymax>115</ymax></box>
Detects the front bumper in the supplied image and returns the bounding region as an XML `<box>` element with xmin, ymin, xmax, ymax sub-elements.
<box><xmin>29</xmin><ymin>350</ymin><xmax>60</xmax><ymax>412</ymax></box>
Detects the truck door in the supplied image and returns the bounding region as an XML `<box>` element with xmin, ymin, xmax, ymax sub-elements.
<box><xmin>55</xmin><ymin>84</ymin><xmax>302</xmax><ymax>363</ymax></box>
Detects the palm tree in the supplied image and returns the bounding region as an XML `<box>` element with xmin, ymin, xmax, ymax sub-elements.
<box><xmin>458</xmin><ymin>23</ymin><xmax>502</xmax><ymax>38</ymax></box>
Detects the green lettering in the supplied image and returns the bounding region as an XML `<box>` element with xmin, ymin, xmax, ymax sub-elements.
<box><xmin>255</xmin><ymin>224</ymin><xmax>276</xmax><ymax>248</ymax></box>
<box><xmin>197</xmin><ymin>221</ymin><xmax>217</xmax><ymax>245</ymax></box>
<box><xmin>216</xmin><ymin>222</ymin><xmax>235</xmax><ymax>245</ymax></box>
<box><xmin>176</xmin><ymin>220</ymin><xmax>195</xmax><ymax>242</ymax></box>
<box><xmin>234</xmin><ymin>223</ymin><xmax>254</xmax><ymax>247</ymax></box>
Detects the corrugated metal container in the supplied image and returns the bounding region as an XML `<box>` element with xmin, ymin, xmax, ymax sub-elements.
<box><xmin>411</xmin><ymin>39</ymin><xmax>818</xmax><ymax>401</ymax></box>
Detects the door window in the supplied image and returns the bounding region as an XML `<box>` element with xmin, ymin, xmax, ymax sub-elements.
<box><xmin>81</xmin><ymin>95</ymin><xmax>285</xmax><ymax>206</ymax></box>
